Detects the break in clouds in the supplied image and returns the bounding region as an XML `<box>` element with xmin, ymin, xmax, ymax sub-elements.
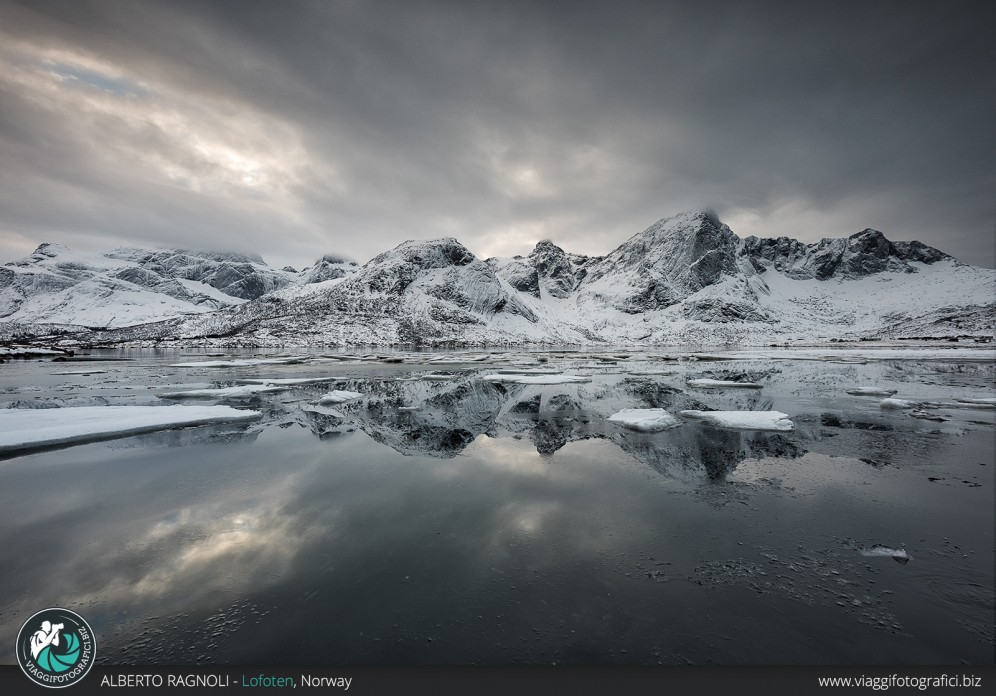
<box><xmin>0</xmin><ymin>0</ymin><xmax>993</xmax><ymax>269</ymax></box>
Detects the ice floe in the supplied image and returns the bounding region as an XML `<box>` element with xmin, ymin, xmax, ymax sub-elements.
<box><xmin>881</xmin><ymin>398</ymin><xmax>996</xmax><ymax>411</ymax></box>
<box><xmin>234</xmin><ymin>377</ymin><xmax>335</xmax><ymax>385</ymax></box>
<box><xmin>686</xmin><ymin>378</ymin><xmax>763</xmax><ymax>389</ymax></box>
<box><xmin>159</xmin><ymin>384</ymin><xmax>287</xmax><ymax>399</ymax></box>
<box><xmin>859</xmin><ymin>546</ymin><xmax>911</xmax><ymax>564</ymax></box>
<box><xmin>480</xmin><ymin>374</ymin><xmax>592</xmax><ymax>385</ymax></box>
<box><xmin>171</xmin><ymin>356</ymin><xmax>310</xmax><ymax>367</ymax></box>
<box><xmin>52</xmin><ymin>369</ymin><xmax>110</xmax><ymax>376</ymax></box>
<box><xmin>418</xmin><ymin>373</ymin><xmax>458</xmax><ymax>381</ymax></box>
<box><xmin>0</xmin><ymin>405</ymin><xmax>261</xmax><ymax>455</ymax></box>
<box><xmin>680</xmin><ymin>410</ymin><xmax>794</xmax><ymax>431</ymax></box>
<box><xmin>318</xmin><ymin>390</ymin><xmax>364</xmax><ymax>404</ymax></box>
<box><xmin>846</xmin><ymin>387</ymin><xmax>898</xmax><ymax>396</ymax></box>
<box><xmin>607</xmin><ymin>409</ymin><xmax>681</xmax><ymax>432</ymax></box>
<box><xmin>879</xmin><ymin>398</ymin><xmax>918</xmax><ymax>409</ymax></box>
<box><xmin>953</xmin><ymin>397</ymin><xmax>996</xmax><ymax>406</ymax></box>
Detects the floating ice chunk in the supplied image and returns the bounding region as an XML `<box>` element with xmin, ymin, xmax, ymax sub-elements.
<box><xmin>318</xmin><ymin>390</ymin><xmax>363</xmax><ymax>404</ymax></box>
<box><xmin>938</xmin><ymin>400</ymin><xmax>996</xmax><ymax>410</ymax></box>
<box><xmin>607</xmin><ymin>409</ymin><xmax>681</xmax><ymax>432</ymax></box>
<box><xmin>859</xmin><ymin>546</ymin><xmax>911</xmax><ymax>564</ymax></box>
<box><xmin>234</xmin><ymin>377</ymin><xmax>335</xmax><ymax>385</ymax></box>
<box><xmin>397</xmin><ymin>406</ymin><xmax>420</xmax><ymax>411</ymax></box>
<box><xmin>680</xmin><ymin>410</ymin><xmax>794</xmax><ymax>431</ymax></box>
<box><xmin>419</xmin><ymin>373</ymin><xmax>458</xmax><ymax>381</ymax></box>
<box><xmin>494</xmin><ymin>368</ymin><xmax>561</xmax><ymax>375</ymax></box>
<box><xmin>159</xmin><ymin>384</ymin><xmax>287</xmax><ymax>399</ymax></box>
<box><xmin>301</xmin><ymin>404</ymin><xmax>346</xmax><ymax>418</ymax></box>
<box><xmin>879</xmin><ymin>398</ymin><xmax>918</xmax><ymax>409</ymax></box>
<box><xmin>846</xmin><ymin>387</ymin><xmax>898</xmax><ymax>396</ymax></box>
<box><xmin>52</xmin><ymin>369</ymin><xmax>109</xmax><ymax>375</ymax></box>
<box><xmin>686</xmin><ymin>379</ymin><xmax>763</xmax><ymax>389</ymax></box>
<box><xmin>911</xmin><ymin>410</ymin><xmax>946</xmax><ymax>421</ymax></box>
<box><xmin>171</xmin><ymin>356</ymin><xmax>310</xmax><ymax>367</ymax></box>
<box><xmin>480</xmin><ymin>374</ymin><xmax>592</xmax><ymax>385</ymax></box>
<box><xmin>0</xmin><ymin>405</ymin><xmax>261</xmax><ymax>455</ymax></box>
<box><xmin>429</xmin><ymin>354</ymin><xmax>490</xmax><ymax>363</ymax></box>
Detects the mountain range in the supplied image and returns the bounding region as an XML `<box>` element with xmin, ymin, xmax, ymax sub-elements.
<box><xmin>2</xmin><ymin>211</ymin><xmax>993</xmax><ymax>346</ymax></box>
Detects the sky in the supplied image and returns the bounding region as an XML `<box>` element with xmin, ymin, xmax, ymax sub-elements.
<box><xmin>0</xmin><ymin>0</ymin><xmax>993</xmax><ymax>270</ymax></box>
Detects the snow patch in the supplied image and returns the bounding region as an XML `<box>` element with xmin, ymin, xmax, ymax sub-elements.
<box><xmin>680</xmin><ymin>410</ymin><xmax>794</xmax><ymax>431</ymax></box>
<box><xmin>0</xmin><ymin>405</ymin><xmax>261</xmax><ymax>455</ymax></box>
<box><xmin>607</xmin><ymin>409</ymin><xmax>681</xmax><ymax>432</ymax></box>
<box><xmin>318</xmin><ymin>390</ymin><xmax>364</xmax><ymax>404</ymax></box>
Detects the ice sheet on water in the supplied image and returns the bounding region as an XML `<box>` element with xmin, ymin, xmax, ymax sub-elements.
<box><xmin>234</xmin><ymin>378</ymin><xmax>335</xmax><ymax>385</ymax></box>
<box><xmin>159</xmin><ymin>385</ymin><xmax>287</xmax><ymax>399</ymax></box>
<box><xmin>680</xmin><ymin>410</ymin><xmax>794</xmax><ymax>431</ymax></box>
<box><xmin>318</xmin><ymin>390</ymin><xmax>363</xmax><ymax>404</ymax></box>
<box><xmin>686</xmin><ymin>378</ymin><xmax>763</xmax><ymax>389</ymax></box>
<box><xmin>480</xmin><ymin>374</ymin><xmax>592</xmax><ymax>385</ymax></box>
<box><xmin>859</xmin><ymin>546</ymin><xmax>911</xmax><ymax>564</ymax></box>
<box><xmin>52</xmin><ymin>369</ymin><xmax>110</xmax><ymax>375</ymax></box>
<box><xmin>846</xmin><ymin>387</ymin><xmax>898</xmax><ymax>396</ymax></box>
<box><xmin>300</xmin><ymin>404</ymin><xmax>346</xmax><ymax>418</ymax></box>
<box><xmin>953</xmin><ymin>397</ymin><xmax>996</xmax><ymax>405</ymax></box>
<box><xmin>171</xmin><ymin>357</ymin><xmax>310</xmax><ymax>367</ymax></box>
<box><xmin>881</xmin><ymin>398</ymin><xmax>995</xmax><ymax>411</ymax></box>
<box><xmin>0</xmin><ymin>405</ymin><xmax>261</xmax><ymax>454</ymax></box>
<box><xmin>418</xmin><ymin>374</ymin><xmax>458</xmax><ymax>381</ymax></box>
<box><xmin>607</xmin><ymin>409</ymin><xmax>681</xmax><ymax>432</ymax></box>
<box><xmin>880</xmin><ymin>398</ymin><xmax>918</xmax><ymax>409</ymax></box>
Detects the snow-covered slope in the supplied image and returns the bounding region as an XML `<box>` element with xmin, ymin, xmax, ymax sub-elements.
<box><xmin>0</xmin><ymin>243</ymin><xmax>356</xmax><ymax>329</ymax></box>
<box><xmin>5</xmin><ymin>211</ymin><xmax>993</xmax><ymax>346</ymax></box>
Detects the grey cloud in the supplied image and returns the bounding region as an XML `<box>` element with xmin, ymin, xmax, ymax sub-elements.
<box><xmin>0</xmin><ymin>0</ymin><xmax>992</xmax><ymax>269</ymax></box>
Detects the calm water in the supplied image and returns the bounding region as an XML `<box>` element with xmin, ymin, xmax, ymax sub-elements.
<box><xmin>0</xmin><ymin>348</ymin><xmax>993</xmax><ymax>665</ymax></box>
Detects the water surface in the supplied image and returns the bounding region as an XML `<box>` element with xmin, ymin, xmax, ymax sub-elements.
<box><xmin>1</xmin><ymin>348</ymin><xmax>992</xmax><ymax>665</ymax></box>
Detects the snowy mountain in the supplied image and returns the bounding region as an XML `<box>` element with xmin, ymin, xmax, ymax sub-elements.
<box><xmin>0</xmin><ymin>243</ymin><xmax>356</xmax><ymax>330</ymax></box>
<box><xmin>4</xmin><ymin>211</ymin><xmax>993</xmax><ymax>346</ymax></box>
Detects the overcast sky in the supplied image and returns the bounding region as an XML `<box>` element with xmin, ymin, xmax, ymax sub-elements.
<box><xmin>0</xmin><ymin>0</ymin><xmax>993</xmax><ymax>269</ymax></box>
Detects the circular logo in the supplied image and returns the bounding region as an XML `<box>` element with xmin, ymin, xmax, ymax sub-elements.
<box><xmin>16</xmin><ymin>608</ymin><xmax>96</xmax><ymax>688</ymax></box>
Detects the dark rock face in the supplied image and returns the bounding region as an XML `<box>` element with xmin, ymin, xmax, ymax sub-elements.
<box><xmin>740</xmin><ymin>229</ymin><xmax>950</xmax><ymax>280</ymax></box>
<box><xmin>892</xmin><ymin>240</ymin><xmax>951</xmax><ymax>264</ymax></box>
<box><xmin>103</xmin><ymin>249</ymin><xmax>292</xmax><ymax>300</ymax></box>
<box><xmin>527</xmin><ymin>240</ymin><xmax>597</xmax><ymax>299</ymax></box>
<box><xmin>487</xmin><ymin>258</ymin><xmax>541</xmax><ymax>297</ymax></box>
<box><xmin>580</xmin><ymin>211</ymin><xmax>741</xmax><ymax>313</ymax></box>
<box><xmin>303</xmin><ymin>254</ymin><xmax>357</xmax><ymax>284</ymax></box>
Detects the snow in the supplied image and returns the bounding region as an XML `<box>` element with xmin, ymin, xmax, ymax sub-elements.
<box><xmin>846</xmin><ymin>387</ymin><xmax>898</xmax><ymax>396</ymax></box>
<box><xmin>879</xmin><ymin>398</ymin><xmax>918</xmax><ymax>409</ymax></box>
<box><xmin>4</xmin><ymin>212</ymin><xmax>994</xmax><ymax>347</ymax></box>
<box><xmin>480</xmin><ymin>374</ymin><xmax>592</xmax><ymax>385</ymax></box>
<box><xmin>159</xmin><ymin>384</ymin><xmax>287</xmax><ymax>399</ymax></box>
<box><xmin>171</xmin><ymin>357</ymin><xmax>310</xmax><ymax>367</ymax></box>
<box><xmin>686</xmin><ymin>379</ymin><xmax>763</xmax><ymax>389</ymax></box>
<box><xmin>234</xmin><ymin>377</ymin><xmax>335</xmax><ymax>385</ymax></box>
<box><xmin>607</xmin><ymin>409</ymin><xmax>681</xmax><ymax>432</ymax></box>
<box><xmin>0</xmin><ymin>347</ymin><xmax>64</xmax><ymax>355</ymax></box>
<box><xmin>318</xmin><ymin>390</ymin><xmax>363</xmax><ymax>404</ymax></box>
<box><xmin>0</xmin><ymin>405</ymin><xmax>261</xmax><ymax>455</ymax></box>
<box><xmin>680</xmin><ymin>410</ymin><xmax>794</xmax><ymax>431</ymax></box>
<box><xmin>881</xmin><ymin>397</ymin><xmax>995</xmax><ymax>410</ymax></box>
<box><xmin>859</xmin><ymin>547</ymin><xmax>911</xmax><ymax>564</ymax></box>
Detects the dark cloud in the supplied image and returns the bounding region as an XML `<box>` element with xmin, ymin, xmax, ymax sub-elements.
<box><xmin>0</xmin><ymin>0</ymin><xmax>993</xmax><ymax>268</ymax></box>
